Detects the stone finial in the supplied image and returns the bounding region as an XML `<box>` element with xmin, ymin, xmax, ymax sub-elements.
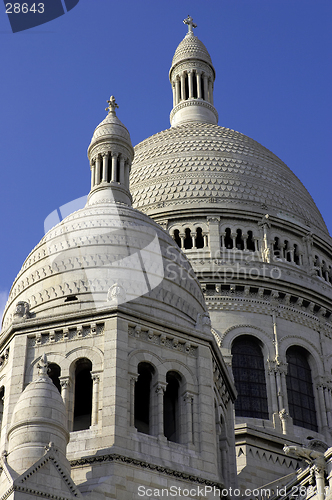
<box><xmin>37</xmin><ymin>353</ymin><xmax>49</xmax><ymax>377</ymax></box>
<box><xmin>183</xmin><ymin>15</ymin><xmax>197</xmax><ymax>34</ymax></box>
<box><xmin>105</xmin><ymin>96</ymin><xmax>119</xmax><ymax>115</ymax></box>
<box><xmin>14</xmin><ymin>301</ymin><xmax>31</xmax><ymax>320</ymax></box>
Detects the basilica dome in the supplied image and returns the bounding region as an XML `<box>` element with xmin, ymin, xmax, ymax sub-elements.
<box><xmin>130</xmin><ymin>121</ymin><xmax>328</xmax><ymax>236</ymax></box>
<box><xmin>2</xmin><ymin>201</ymin><xmax>206</xmax><ymax>331</ymax></box>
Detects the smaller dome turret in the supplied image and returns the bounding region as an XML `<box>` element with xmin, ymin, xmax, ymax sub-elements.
<box><xmin>169</xmin><ymin>16</ymin><xmax>218</xmax><ymax>127</ymax></box>
<box><xmin>87</xmin><ymin>96</ymin><xmax>134</xmax><ymax>205</ymax></box>
<box><xmin>6</xmin><ymin>354</ymin><xmax>70</xmax><ymax>476</ymax></box>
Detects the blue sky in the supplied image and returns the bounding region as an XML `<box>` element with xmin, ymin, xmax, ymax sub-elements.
<box><xmin>0</xmin><ymin>0</ymin><xmax>331</xmax><ymax>321</ymax></box>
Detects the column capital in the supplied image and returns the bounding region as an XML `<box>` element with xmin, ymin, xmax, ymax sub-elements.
<box><xmin>59</xmin><ymin>376</ymin><xmax>71</xmax><ymax>389</ymax></box>
<box><xmin>155</xmin><ymin>383</ymin><xmax>166</xmax><ymax>394</ymax></box>
<box><xmin>91</xmin><ymin>372</ymin><xmax>101</xmax><ymax>383</ymax></box>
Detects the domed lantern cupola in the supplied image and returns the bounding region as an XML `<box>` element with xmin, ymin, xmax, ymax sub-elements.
<box><xmin>87</xmin><ymin>96</ymin><xmax>134</xmax><ymax>206</ymax></box>
<box><xmin>169</xmin><ymin>16</ymin><xmax>218</xmax><ymax>127</ymax></box>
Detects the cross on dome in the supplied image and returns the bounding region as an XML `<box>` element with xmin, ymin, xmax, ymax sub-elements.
<box><xmin>183</xmin><ymin>15</ymin><xmax>197</xmax><ymax>34</ymax></box>
<box><xmin>106</xmin><ymin>96</ymin><xmax>119</xmax><ymax>115</ymax></box>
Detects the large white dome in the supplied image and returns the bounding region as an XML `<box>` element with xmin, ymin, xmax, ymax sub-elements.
<box><xmin>130</xmin><ymin>122</ymin><xmax>329</xmax><ymax>236</ymax></box>
<box><xmin>2</xmin><ymin>200</ymin><xmax>206</xmax><ymax>331</ymax></box>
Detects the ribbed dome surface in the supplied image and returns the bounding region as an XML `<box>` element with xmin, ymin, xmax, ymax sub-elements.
<box><xmin>88</xmin><ymin>113</ymin><xmax>132</xmax><ymax>152</ymax></box>
<box><xmin>2</xmin><ymin>201</ymin><xmax>206</xmax><ymax>331</ymax></box>
<box><xmin>130</xmin><ymin>122</ymin><xmax>328</xmax><ymax>234</ymax></box>
<box><xmin>172</xmin><ymin>33</ymin><xmax>212</xmax><ymax>67</ymax></box>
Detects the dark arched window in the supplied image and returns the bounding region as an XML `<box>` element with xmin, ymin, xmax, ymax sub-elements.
<box><xmin>73</xmin><ymin>358</ymin><xmax>92</xmax><ymax>431</ymax></box>
<box><xmin>195</xmin><ymin>227</ymin><xmax>204</xmax><ymax>249</ymax></box>
<box><xmin>164</xmin><ymin>371</ymin><xmax>181</xmax><ymax>443</ymax></box>
<box><xmin>48</xmin><ymin>363</ymin><xmax>61</xmax><ymax>393</ymax></box>
<box><xmin>134</xmin><ymin>362</ymin><xmax>154</xmax><ymax>434</ymax></box>
<box><xmin>286</xmin><ymin>346</ymin><xmax>317</xmax><ymax>432</ymax></box>
<box><xmin>232</xmin><ymin>336</ymin><xmax>268</xmax><ymax>419</ymax></box>
<box><xmin>184</xmin><ymin>228</ymin><xmax>193</xmax><ymax>249</ymax></box>
<box><xmin>225</xmin><ymin>228</ymin><xmax>233</xmax><ymax>249</ymax></box>
<box><xmin>0</xmin><ymin>387</ymin><xmax>4</xmax><ymax>435</ymax></box>
<box><xmin>236</xmin><ymin>229</ymin><xmax>244</xmax><ymax>250</ymax></box>
<box><xmin>173</xmin><ymin>229</ymin><xmax>181</xmax><ymax>248</ymax></box>
<box><xmin>247</xmin><ymin>231</ymin><xmax>255</xmax><ymax>251</ymax></box>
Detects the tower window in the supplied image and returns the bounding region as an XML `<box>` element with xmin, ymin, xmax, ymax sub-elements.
<box><xmin>73</xmin><ymin>358</ymin><xmax>92</xmax><ymax>431</ymax></box>
<box><xmin>224</xmin><ymin>228</ymin><xmax>233</xmax><ymax>249</ymax></box>
<box><xmin>195</xmin><ymin>227</ymin><xmax>204</xmax><ymax>249</ymax></box>
<box><xmin>236</xmin><ymin>229</ymin><xmax>244</xmax><ymax>250</ymax></box>
<box><xmin>247</xmin><ymin>231</ymin><xmax>255</xmax><ymax>252</ymax></box>
<box><xmin>48</xmin><ymin>363</ymin><xmax>61</xmax><ymax>393</ymax></box>
<box><xmin>173</xmin><ymin>229</ymin><xmax>181</xmax><ymax>248</ymax></box>
<box><xmin>134</xmin><ymin>362</ymin><xmax>154</xmax><ymax>435</ymax></box>
<box><xmin>286</xmin><ymin>346</ymin><xmax>317</xmax><ymax>432</ymax></box>
<box><xmin>184</xmin><ymin>228</ymin><xmax>193</xmax><ymax>249</ymax></box>
<box><xmin>232</xmin><ymin>336</ymin><xmax>269</xmax><ymax>419</ymax></box>
<box><xmin>164</xmin><ymin>371</ymin><xmax>181</xmax><ymax>443</ymax></box>
<box><xmin>0</xmin><ymin>387</ymin><xmax>4</xmax><ymax>435</ymax></box>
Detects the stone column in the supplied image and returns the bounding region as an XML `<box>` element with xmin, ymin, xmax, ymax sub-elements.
<box><xmin>207</xmin><ymin>217</ymin><xmax>220</xmax><ymax>258</ymax></box>
<box><xmin>119</xmin><ymin>156</ymin><xmax>125</xmax><ymax>185</ymax></box>
<box><xmin>90</xmin><ymin>160</ymin><xmax>95</xmax><ymax>190</ymax></box>
<box><xmin>95</xmin><ymin>156</ymin><xmax>101</xmax><ymax>185</ymax></box>
<box><xmin>184</xmin><ymin>393</ymin><xmax>194</xmax><ymax>445</ymax></box>
<box><xmin>231</xmin><ymin>233</ymin><xmax>237</xmax><ymax>249</ymax></box>
<box><xmin>111</xmin><ymin>152</ymin><xmax>118</xmax><ymax>182</ymax></box>
<box><xmin>208</xmin><ymin>78</ymin><xmax>213</xmax><ymax>104</ymax></box>
<box><xmin>220</xmin><ymin>232</ymin><xmax>225</xmax><ymax>249</ymax></box>
<box><xmin>60</xmin><ymin>377</ymin><xmax>71</xmax><ymax>430</ymax></box>
<box><xmin>268</xmin><ymin>365</ymin><xmax>278</xmax><ymax>415</ymax></box>
<box><xmin>175</xmin><ymin>77</ymin><xmax>180</xmax><ymax>105</ymax></box>
<box><xmin>180</xmin><ymin>72</ymin><xmax>186</xmax><ymax>101</ymax></box>
<box><xmin>156</xmin><ymin>384</ymin><xmax>165</xmax><ymax>438</ymax></box>
<box><xmin>303</xmin><ymin>232</ymin><xmax>314</xmax><ymax>270</ymax></box>
<box><xmin>91</xmin><ymin>373</ymin><xmax>100</xmax><ymax>426</ymax></box>
<box><xmin>130</xmin><ymin>376</ymin><xmax>138</xmax><ymax>427</ymax></box>
<box><xmin>179</xmin><ymin>233</ymin><xmax>185</xmax><ymax>249</ymax></box>
<box><xmin>191</xmin><ymin>234</ymin><xmax>196</xmax><ymax>249</ymax></box>
<box><xmin>203</xmin><ymin>74</ymin><xmax>209</xmax><ymax>102</ymax></box>
<box><xmin>124</xmin><ymin>160</ymin><xmax>130</xmax><ymax>188</ymax></box>
<box><xmin>317</xmin><ymin>382</ymin><xmax>328</xmax><ymax>437</ymax></box>
<box><xmin>313</xmin><ymin>464</ymin><xmax>326</xmax><ymax>500</ymax></box>
<box><xmin>102</xmin><ymin>153</ymin><xmax>108</xmax><ymax>182</ymax></box>
<box><xmin>196</xmin><ymin>71</ymin><xmax>202</xmax><ymax>98</ymax></box>
<box><xmin>172</xmin><ymin>84</ymin><xmax>176</xmax><ymax>107</ymax></box>
<box><xmin>243</xmin><ymin>235</ymin><xmax>248</xmax><ymax>250</ymax></box>
<box><xmin>203</xmin><ymin>233</ymin><xmax>208</xmax><ymax>248</ymax></box>
<box><xmin>188</xmin><ymin>70</ymin><xmax>194</xmax><ymax>98</ymax></box>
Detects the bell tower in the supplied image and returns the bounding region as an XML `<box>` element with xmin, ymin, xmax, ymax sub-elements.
<box><xmin>169</xmin><ymin>15</ymin><xmax>218</xmax><ymax>127</ymax></box>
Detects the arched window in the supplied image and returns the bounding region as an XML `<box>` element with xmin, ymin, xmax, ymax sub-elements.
<box><xmin>0</xmin><ymin>387</ymin><xmax>4</xmax><ymax>435</ymax></box>
<box><xmin>195</xmin><ymin>227</ymin><xmax>204</xmax><ymax>249</ymax></box>
<box><xmin>48</xmin><ymin>363</ymin><xmax>61</xmax><ymax>393</ymax></box>
<box><xmin>247</xmin><ymin>231</ymin><xmax>255</xmax><ymax>251</ymax></box>
<box><xmin>134</xmin><ymin>362</ymin><xmax>154</xmax><ymax>435</ymax></box>
<box><xmin>73</xmin><ymin>358</ymin><xmax>92</xmax><ymax>431</ymax></box>
<box><xmin>184</xmin><ymin>228</ymin><xmax>193</xmax><ymax>249</ymax></box>
<box><xmin>294</xmin><ymin>244</ymin><xmax>300</xmax><ymax>265</ymax></box>
<box><xmin>224</xmin><ymin>228</ymin><xmax>233</xmax><ymax>249</ymax></box>
<box><xmin>231</xmin><ymin>336</ymin><xmax>269</xmax><ymax>419</ymax></box>
<box><xmin>286</xmin><ymin>346</ymin><xmax>318</xmax><ymax>432</ymax></box>
<box><xmin>236</xmin><ymin>229</ymin><xmax>244</xmax><ymax>250</ymax></box>
<box><xmin>173</xmin><ymin>229</ymin><xmax>181</xmax><ymax>248</ymax></box>
<box><xmin>273</xmin><ymin>237</ymin><xmax>281</xmax><ymax>258</ymax></box>
<box><xmin>164</xmin><ymin>371</ymin><xmax>181</xmax><ymax>443</ymax></box>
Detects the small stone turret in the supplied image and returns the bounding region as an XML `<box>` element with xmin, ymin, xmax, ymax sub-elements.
<box><xmin>87</xmin><ymin>96</ymin><xmax>134</xmax><ymax>206</ymax></box>
<box><xmin>169</xmin><ymin>16</ymin><xmax>218</xmax><ymax>126</ymax></box>
<box><xmin>6</xmin><ymin>354</ymin><xmax>70</xmax><ymax>476</ymax></box>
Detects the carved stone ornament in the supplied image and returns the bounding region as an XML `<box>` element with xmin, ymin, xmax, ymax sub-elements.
<box><xmin>107</xmin><ymin>283</ymin><xmax>126</xmax><ymax>305</ymax></box>
<box><xmin>14</xmin><ymin>300</ymin><xmax>31</xmax><ymax>320</ymax></box>
<box><xmin>195</xmin><ymin>311</ymin><xmax>212</xmax><ymax>331</ymax></box>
